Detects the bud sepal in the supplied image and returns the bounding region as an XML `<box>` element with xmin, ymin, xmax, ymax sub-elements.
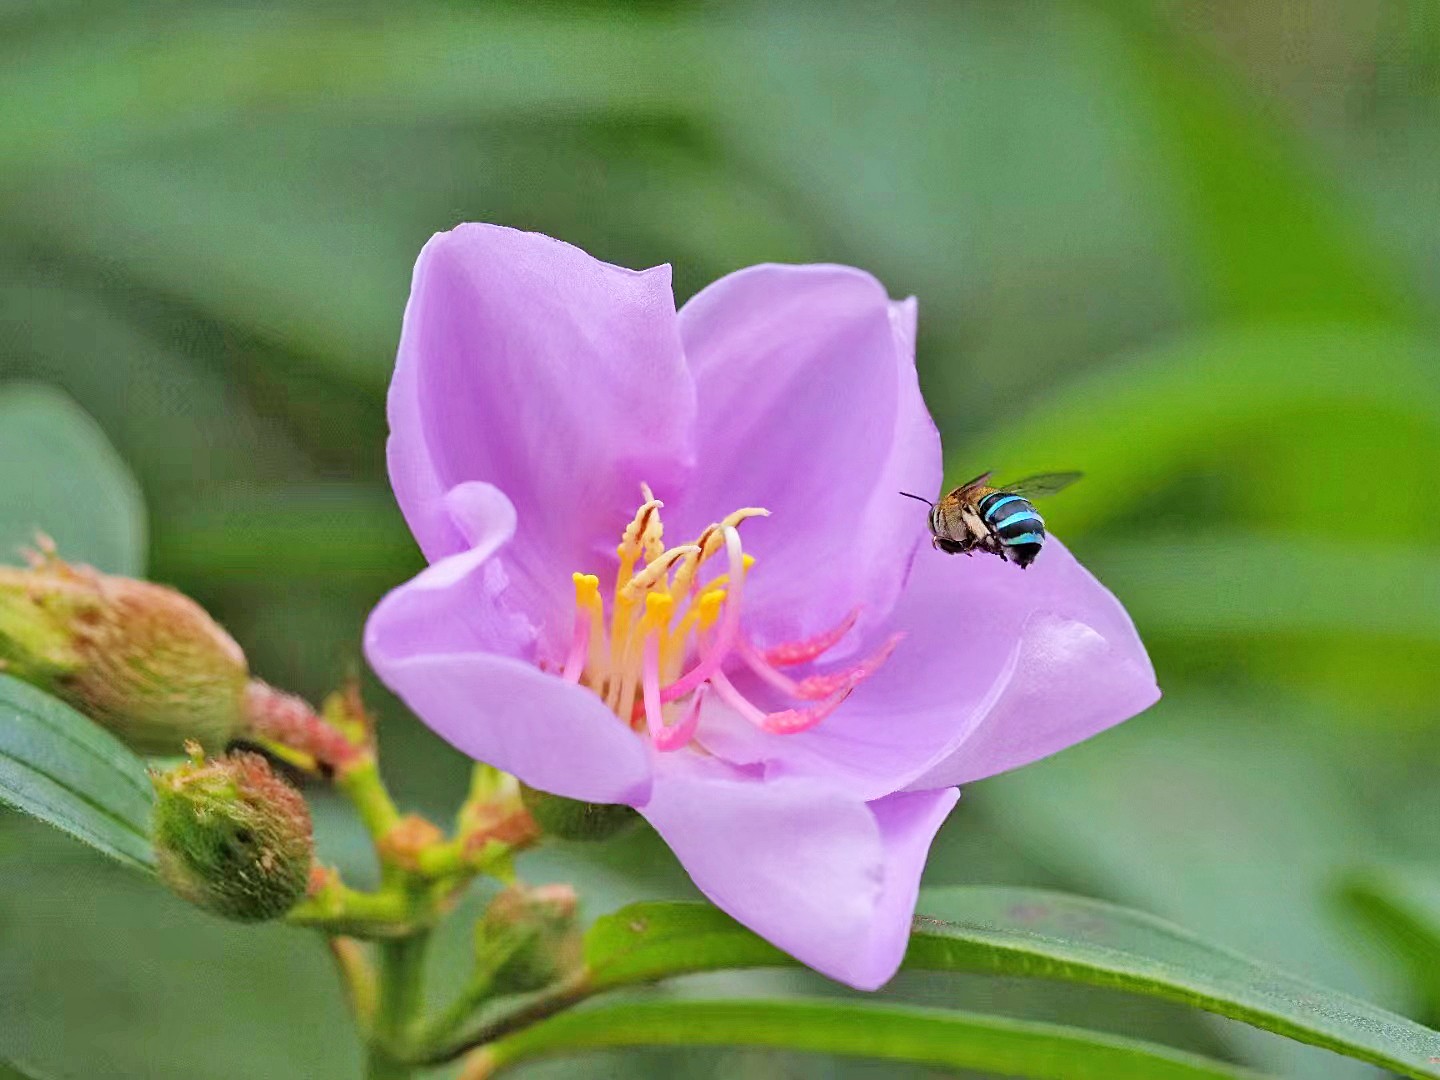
<box><xmin>0</xmin><ymin>548</ymin><xmax>248</xmax><ymax>754</ymax></box>
<box><xmin>152</xmin><ymin>743</ymin><xmax>314</xmax><ymax>922</ymax></box>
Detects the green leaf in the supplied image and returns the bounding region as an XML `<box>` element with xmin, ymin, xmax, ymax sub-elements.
<box><xmin>477</xmin><ymin>999</ymin><xmax>1269</xmax><ymax>1080</ymax></box>
<box><xmin>956</xmin><ymin>322</ymin><xmax>1440</xmax><ymax>539</ymax></box>
<box><xmin>0</xmin><ymin>11</ymin><xmax>691</xmax><ymax>173</ymax></box>
<box><xmin>0</xmin><ymin>383</ymin><xmax>146</xmax><ymax>575</ymax></box>
<box><xmin>1085</xmin><ymin>534</ymin><xmax>1440</xmax><ymax>645</ymax></box>
<box><xmin>1094</xmin><ymin>1</ymin><xmax>1414</xmax><ymax>324</ymax></box>
<box><xmin>0</xmin><ymin>674</ymin><xmax>154</xmax><ymax>871</ymax></box>
<box><xmin>150</xmin><ymin>484</ymin><xmax>418</xmax><ymax>587</ymax></box>
<box><xmin>977</xmin><ymin>707</ymin><xmax>1403</xmax><ymax>1079</ymax></box>
<box><xmin>586</xmin><ymin>891</ymin><xmax>1440</xmax><ymax>1079</ymax></box>
<box><xmin>1341</xmin><ymin>865</ymin><xmax>1440</xmax><ymax>1019</ymax></box>
<box><xmin>0</xmin><ymin>1059</ymin><xmax>53</xmax><ymax>1080</ymax></box>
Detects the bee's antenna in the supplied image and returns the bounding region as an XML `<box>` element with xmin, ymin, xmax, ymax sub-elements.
<box><xmin>898</xmin><ymin>491</ymin><xmax>935</xmax><ymax>507</ymax></box>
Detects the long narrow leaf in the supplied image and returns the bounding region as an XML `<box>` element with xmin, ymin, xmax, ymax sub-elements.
<box><xmin>0</xmin><ymin>675</ymin><xmax>154</xmax><ymax>871</ymax></box>
<box><xmin>586</xmin><ymin>889</ymin><xmax>1440</xmax><ymax>1079</ymax></box>
<box><xmin>473</xmin><ymin>999</ymin><xmax>1268</xmax><ymax>1080</ymax></box>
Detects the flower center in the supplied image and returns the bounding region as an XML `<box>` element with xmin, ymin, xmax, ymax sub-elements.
<box><xmin>559</xmin><ymin>485</ymin><xmax>902</xmax><ymax>751</ymax></box>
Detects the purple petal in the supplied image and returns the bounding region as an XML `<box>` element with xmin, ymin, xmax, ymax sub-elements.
<box><xmin>638</xmin><ymin>754</ymin><xmax>957</xmax><ymax>989</ymax></box>
<box><xmin>388</xmin><ymin>224</ymin><xmax>696</xmax><ymax>640</ymax></box>
<box><xmin>696</xmin><ymin>538</ymin><xmax>1158</xmax><ymax>799</ymax></box>
<box><xmin>668</xmin><ymin>266</ymin><xmax>941</xmax><ymax>648</ymax></box>
<box><xmin>365</xmin><ymin>482</ymin><xmax>653</xmax><ymax>805</ymax></box>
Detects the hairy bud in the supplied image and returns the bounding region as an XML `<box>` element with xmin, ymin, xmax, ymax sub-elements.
<box><xmin>0</xmin><ymin>551</ymin><xmax>248</xmax><ymax>753</ymax></box>
<box><xmin>152</xmin><ymin>745</ymin><xmax>313</xmax><ymax>922</ymax></box>
<box><xmin>519</xmin><ymin>784</ymin><xmax>637</xmax><ymax>842</ymax></box>
<box><xmin>477</xmin><ymin>884</ymin><xmax>581</xmax><ymax>994</ymax></box>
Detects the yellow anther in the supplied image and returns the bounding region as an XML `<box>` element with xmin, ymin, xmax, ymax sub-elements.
<box><xmin>743</xmin><ymin>553</ymin><xmax>757</xmax><ymax>572</ymax></box>
<box><xmin>696</xmin><ymin>507</ymin><xmax>769</xmax><ymax>561</ymax></box>
<box><xmin>572</xmin><ymin>572</ymin><xmax>602</xmax><ymax>609</ymax></box>
<box><xmin>618</xmin><ymin>493</ymin><xmax>665</xmax><ymax>566</ymax></box>
<box><xmin>721</xmin><ymin>507</ymin><xmax>770</xmax><ymax>530</ymax></box>
<box><xmin>697</xmin><ymin>589</ymin><xmax>726</xmax><ymax>629</ymax></box>
<box><xmin>643</xmin><ymin>592</ymin><xmax>676</xmax><ymax>628</ymax></box>
<box><xmin>622</xmin><ymin>545</ymin><xmax>699</xmax><ymax>601</ymax></box>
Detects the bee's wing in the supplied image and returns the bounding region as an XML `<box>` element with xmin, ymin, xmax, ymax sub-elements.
<box><xmin>945</xmin><ymin>471</ymin><xmax>993</xmax><ymax>501</ymax></box>
<box><xmin>1000</xmin><ymin>471</ymin><xmax>1084</xmax><ymax>499</ymax></box>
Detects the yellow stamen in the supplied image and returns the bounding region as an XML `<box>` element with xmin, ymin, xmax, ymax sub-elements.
<box><xmin>697</xmin><ymin>588</ymin><xmax>726</xmax><ymax>629</ymax></box>
<box><xmin>573</xmin><ymin>573</ymin><xmax>606</xmax><ymax>680</ymax></box>
<box><xmin>571</xmin><ymin>489</ymin><xmax>771</xmax><ymax>740</ymax></box>
<box><xmin>643</xmin><ymin>592</ymin><xmax>676</xmax><ymax>629</ymax></box>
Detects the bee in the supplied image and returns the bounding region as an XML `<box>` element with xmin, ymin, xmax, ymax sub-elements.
<box><xmin>900</xmin><ymin>471</ymin><xmax>1083</xmax><ymax>569</ymax></box>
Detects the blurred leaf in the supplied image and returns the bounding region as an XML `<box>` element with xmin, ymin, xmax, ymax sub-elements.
<box><xmin>1341</xmin><ymin>865</ymin><xmax>1440</xmax><ymax>1021</ymax></box>
<box><xmin>979</xmin><ymin>699</ymin><xmax>1400</xmax><ymax>1077</ymax></box>
<box><xmin>0</xmin><ymin>274</ymin><xmax>314</xmax><ymax>503</ymax></box>
<box><xmin>3</xmin><ymin>119</ymin><xmax>821</xmax><ymax>396</ymax></box>
<box><xmin>587</xmin><ymin>894</ymin><xmax>1440</xmax><ymax>1079</ymax></box>
<box><xmin>0</xmin><ymin>1060</ymin><xmax>51</xmax><ymax>1080</ymax></box>
<box><xmin>0</xmin><ymin>817</ymin><xmax>355</xmax><ymax>1079</ymax></box>
<box><xmin>0</xmin><ymin>674</ymin><xmax>153</xmax><ymax>872</ymax></box>
<box><xmin>1086</xmin><ymin>534</ymin><xmax>1440</xmax><ymax>644</ymax></box>
<box><xmin>0</xmin><ymin>383</ymin><xmax>145</xmax><ymax>575</ymax></box>
<box><xmin>959</xmin><ymin>322</ymin><xmax>1440</xmax><ymax>538</ymax></box>
<box><xmin>150</xmin><ymin>485</ymin><xmax>416</xmax><ymax>587</ymax></box>
<box><xmin>1095</xmin><ymin>0</ymin><xmax>1417</xmax><ymax>323</ymax></box>
<box><xmin>0</xmin><ymin>10</ymin><xmax>690</xmax><ymax>172</ymax></box>
<box><xmin>479</xmin><ymin>999</ymin><xmax>1268</xmax><ymax>1080</ymax></box>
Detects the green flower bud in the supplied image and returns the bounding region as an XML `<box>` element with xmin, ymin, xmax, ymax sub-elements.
<box><xmin>0</xmin><ymin>553</ymin><xmax>248</xmax><ymax>754</ymax></box>
<box><xmin>152</xmin><ymin>745</ymin><xmax>313</xmax><ymax>922</ymax></box>
<box><xmin>477</xmin><ymin>884</ymin><xmax>581</xmax><ymax>994</ymax></box>
<box><xmin>519</xmin><ymin>783</ymin><xmax>637</xmax><ymax>842</ymax></box>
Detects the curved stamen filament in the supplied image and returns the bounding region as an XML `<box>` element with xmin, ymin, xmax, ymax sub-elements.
<box><xmin>709</xmin><ymin>666</ymin><xmax>851</xmax><ymax>736</ymax></box>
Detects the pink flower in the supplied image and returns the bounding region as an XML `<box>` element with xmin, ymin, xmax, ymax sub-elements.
<box><xmin>365</xmin><ymin>225</ymin><xmax>1158</xmax><ymax>989</ymax></box>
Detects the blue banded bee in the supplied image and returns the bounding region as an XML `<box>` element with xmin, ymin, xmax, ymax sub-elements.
<box><xmin>900</xmin><ymin>471</ymin><xmax>1083</xmax><ymax>569</ymax></box>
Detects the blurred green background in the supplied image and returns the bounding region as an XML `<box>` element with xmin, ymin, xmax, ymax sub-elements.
<box><xmin>2</xmin><ymin>1</ymin><xmax>1439</xmax><ymax>1077</ymax></box>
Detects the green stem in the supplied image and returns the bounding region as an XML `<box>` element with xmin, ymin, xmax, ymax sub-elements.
<box><xmin>338</xmin><ymin>755</ymin><xmax>403</xmax><ymax>842</ymax></box>
<box><xmin>419</xmin><ymin>971</ymin><xmax>594</xmax><ymax>1066</ymax></box>
<box><xmin>286</xmin><ymin>881</ymin><xmax>417</xmax><ymax>938</ymax></box>
<box><xmin>367</xmin><ymin>932</ymin><xmax>432</xmax><ymax>1080</ymax></box>
<box><xmin>326</xmin><ymin>935</ymin><xmax>377</xmax><ymax>1034</ymax></box>
<box><xmin>410</xmin><ymin>923</ymin><xmax>538</xmax><ymax>1051</ymax></box>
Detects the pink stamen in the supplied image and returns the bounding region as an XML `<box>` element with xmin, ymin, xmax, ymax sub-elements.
<box><xmin>561</xmin><ymin>610</ymin><xmax>590</xmax><ymax>684</ymax></box>
<box><xmin>760</xmin><ymin>688</ymin><xmax>851</xmax><ymax>735</ymax></box>
<box><xmin>739</xmin><ymin>624</ymin><xmax>903</xmax><ymax>701</ymax></box>
<box><xmin>710</xmin><ymin>667</ymin><xmax>850</xmax><ymax>735</ymax></box>
<box><xmin>660</xmin><ymin>526</ymin><xmax>746</xmax><ymax>704</ymax></box>
<box><xmin>644</xmin><ymin>632</ymin><xmax>703</xmax><ymax>751</ymax></box>
<box><xmin>763</xmin><ymin>608</ymin><xmax>861</xmax><ymax>667</ymax></box>
<box><xmin>661</xmin><ymin>683</ymin><xmax>707</xmax><ymax>751</ymax></box>
<box><xmin>793</xmin><ymin>632</ymin><xmax>905</xmax><ymax>700</ymax></box>
<box><xmin>734</xmin><ymin>635</ymin><xmax>804</xmax><ymax>697</ymax></box>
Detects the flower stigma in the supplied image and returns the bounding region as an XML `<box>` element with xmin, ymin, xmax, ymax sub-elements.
<box><xmin>559</xmin><ymin>485</ymin><xmax>904</xmax><ymax>751</ymax></box>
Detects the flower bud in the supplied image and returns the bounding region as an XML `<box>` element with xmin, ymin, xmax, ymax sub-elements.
<box><xmin>477</xmin><ymin>884</ymin><xmax>581</xmax><ymax>994</ymax></box>
<box><xmin>152</xmin><ymin>745</ymin><xmax>313</xmax><ymax>922</ymax></box>
<box><xmin>0</xmin><ymin>553</ymin><xmax>248</xmax><ymax>753</ymax></box>
<box><xmin>519</xmin><ymin>783</ymin><xmax>637</xmax><ymax>842</ymax></box>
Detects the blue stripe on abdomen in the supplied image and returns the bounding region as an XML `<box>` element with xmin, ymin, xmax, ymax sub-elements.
<box><xmin>1001</xmin><ymin>530</ymin><xmax>1044</xmax><ymax>546</ymax></box>
<box><xmin>981</xmin><ymin>494</ymin><xmax>1025</xmax><ymax>520</ymax></box>
<box><xmin>993</xmin><ymin>510</ymin><xmax>1043</xmax><ymax>531</ymax></box>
